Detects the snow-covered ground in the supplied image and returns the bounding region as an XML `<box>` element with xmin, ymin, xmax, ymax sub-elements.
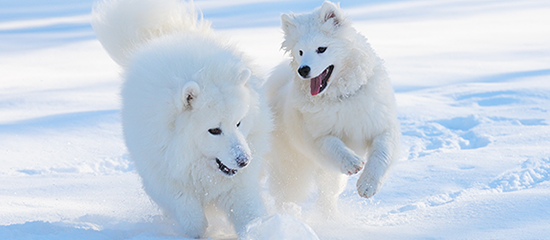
<box><xmin>1</xmin><ymin>0</ymin><xmax>549</xmax><ymax>239</ymax></box>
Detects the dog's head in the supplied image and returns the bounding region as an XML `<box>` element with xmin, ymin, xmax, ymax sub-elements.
<box><xmin>176</xmin><ymin>67</ymin><xmax>257</xmax><ymax>177</ymax></box>
<box><xmin>280</xmin><ymin>1</ymin><xmax>371</xmax><ymax>97</ymax></box>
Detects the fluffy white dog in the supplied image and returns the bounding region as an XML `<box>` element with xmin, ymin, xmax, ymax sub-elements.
<box><xmin>92</xmin><ymin>0</ymin><xmax>272</xmax><ymax>237</ymax></box>
<box><xmin>265</xmin><ymin>1</ymin><xmax>400</xmax><ymax>213</ymax></box>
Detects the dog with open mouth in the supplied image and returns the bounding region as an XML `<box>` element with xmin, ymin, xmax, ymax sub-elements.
<box><xmin>264</xmin><ymin>1</ymin><xmax>401</xmax><ymax>215</ymax></box>
<box><xmin>92</xmin><ymin>0</ymin><xmax>272</xmax><ymax>237</ymax></box>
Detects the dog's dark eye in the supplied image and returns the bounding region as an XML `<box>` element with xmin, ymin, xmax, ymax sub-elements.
<box><xmin>317</xmin><ymin>47</ymin><xmax>327</xmax><ymax>54</ymax></box>
<box><xmin>299</xmin><ymin>50</ymin><xmax>303</xmax><ymax>56</ymax></box>
<box><xmin>236</xmin><ymin>121</ymin><xmax>241</xmax><ymax>127</ymax></box>
<box><xmin>208</xmin><ymin>128</ymin><xmax>222</xmax><ymax>135</ymax></box>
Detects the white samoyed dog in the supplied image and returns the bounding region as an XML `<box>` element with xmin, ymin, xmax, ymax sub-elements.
<box><xmin>265</xmin><ymin>1</ymin><xmax>400</xmax><ymax>213</ymax></box>
<box><xmin>92</xmin><ymin>0</ymin><xmax>272</xmax><ymax>237</ymax></box>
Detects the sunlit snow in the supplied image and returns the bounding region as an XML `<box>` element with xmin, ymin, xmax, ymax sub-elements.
<box><xmin>1</xmin><ymin>0</ymin><xmax>549</xmax><ymax>239</ymax></box>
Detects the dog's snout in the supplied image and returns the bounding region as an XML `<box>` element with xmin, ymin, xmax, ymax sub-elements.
<box><xmin>233</xmin><ymin>143</ymin><xmax>251</xmax><ymax>168</ymax></box>
<box><xmin>298</xmin><ymin>66</ymin><xmax>310</xmax><ymax>78</ymax></box>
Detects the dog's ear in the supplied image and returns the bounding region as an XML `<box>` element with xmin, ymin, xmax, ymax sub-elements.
<box><xmin>180</xmin><ymin>81</ymin><xmax>200</xmax><ymax>110</ymax></box>
<box><xmin>281</xmin><ymin>13</ymin><xmax>296</xmax><ymax>35</ymax></box>
<box><xmin>320</xmin><ymin>1</ymin><xmax>343</xmax><ymax>26</ymax></box>
<box><xmin>238</xmin><ymin>68</ymin><xmax>252</xmax><ymax>86</ymax></box>
<box><xmin>281</xmin><ymin>13</ymin><xmax>297</xmax><ymax>52</ymax></box>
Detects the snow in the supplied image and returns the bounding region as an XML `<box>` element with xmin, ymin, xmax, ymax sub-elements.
<box><xmin>1</xmin><ymin>0</ymin><xmax>549</xmax><ymax>239</ymax></box>
<box><xmin>242</xmin><ymin>215</ymin><xmax>319</xmax><ymax>240</ymax></box>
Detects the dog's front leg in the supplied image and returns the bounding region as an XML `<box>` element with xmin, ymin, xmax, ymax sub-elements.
<box><xmin>316</xmin><ymin>136</ymin><xmax>365</xmax><ymax>175</ymax></box>
<box><xmin>356</xmin><ymin>130</ymin><xmax>399</xmax><ymax>198</ymax></box>
<box><xmin>225</xmin><ymin>186</ymin><xmax>268</xmax><ymax>236</ymax></box>
<box><xmin>174</xmin><ymin>194</ymin><xmax>207</xmax><ymax>238</ymax></box>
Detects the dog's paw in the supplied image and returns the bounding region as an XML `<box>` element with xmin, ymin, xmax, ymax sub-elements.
<box><xmin>356</xmin><ymin>173</ymin><xmax>382</xmax><ymax>198</ymax></box>
<box><xmin>341</xmin><ymin>155</ymin><xmax>365</xmax><ymax>175</ymax></box>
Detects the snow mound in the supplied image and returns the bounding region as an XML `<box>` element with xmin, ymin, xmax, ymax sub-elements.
<box><xmin>241</xmin><ymin>214</ymin><xmax>319</xmax><ymax>240</ymax></box>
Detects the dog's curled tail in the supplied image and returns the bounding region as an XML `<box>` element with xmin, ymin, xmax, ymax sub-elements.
<box><xmin>91</xmin><ymin>0</ymin><xmax>210</xmax><ymax>66</ymax></box>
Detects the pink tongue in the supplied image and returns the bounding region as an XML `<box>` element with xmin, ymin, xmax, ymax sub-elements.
<box><xmin>310</xmin><ymin>76</ymin><xmax>322</xmax><ymax>96</ymax></box>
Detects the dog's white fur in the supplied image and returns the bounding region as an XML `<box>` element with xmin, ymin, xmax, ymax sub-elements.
<box><xmin>92</xmin><ymin>0</ymin><xmax>272</xmax><ymax>237</ymax></box>
<box><xmin>265</xmin><ymin>1</ymin><xmax>400</xmax><ymax>213</ymax></box>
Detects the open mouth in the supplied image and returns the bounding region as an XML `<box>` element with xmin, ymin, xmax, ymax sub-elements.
<box><xmin>310</xmin><ymin>65</ymin><xmax>334</xmax><ymax>96</ymax></box>
<box><xmin>216</xmin><ymin>158</ymin><xmax>237</xmax><ymax>176</ymax></box>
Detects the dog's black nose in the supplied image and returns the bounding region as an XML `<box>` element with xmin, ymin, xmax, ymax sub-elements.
<box><xmin>237</xmin><ymin>160</ymin><xmax>248</xmax><ymax>168</ymax></box>
<box><xmin>236</xmin><ymin>155</ymin><xmax>249</xmax><ymax>168</ymax></box>
<box><xmin>298</xmin><ymin>66</ymin><xmax>310</xmax><ymax>78</ymax></box>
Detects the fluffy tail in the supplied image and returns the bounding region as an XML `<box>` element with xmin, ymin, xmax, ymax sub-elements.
<box><xmin>91</xmin><ymin>0</ymin><xmax>210</xmax><ymax>66</ymax></box>
<box><xmin>264</xmin><ymin>61</ymin><xmax>294</xmax><ymax>101</ymax></box>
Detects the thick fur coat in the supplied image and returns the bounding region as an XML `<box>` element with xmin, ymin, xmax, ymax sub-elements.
<box><xmin>265</xmin><ymin>1</ymin><xmax>400</xmax><ymax>213</ymax></box>
<box><xmin>92</xmin><ymin>0</ymin><xmax>272</xmax><ymax>237</ymax></box>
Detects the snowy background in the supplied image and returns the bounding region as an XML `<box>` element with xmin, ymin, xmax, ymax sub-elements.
<box><xmin>1</xmin><ymin>0</ymin><xmax>550</xmax><ymax>239</ymax></box>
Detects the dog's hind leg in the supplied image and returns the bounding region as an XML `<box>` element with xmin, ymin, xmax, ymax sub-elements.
<box><xmin>315</xmin><ymin>169</ymin><xmax>347</xmax><ymax>217</ymax></box>
<box><xmin>267</xmin><ymin>140</ymin><xmax>314</xmax><ymax>205</ymax></box>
